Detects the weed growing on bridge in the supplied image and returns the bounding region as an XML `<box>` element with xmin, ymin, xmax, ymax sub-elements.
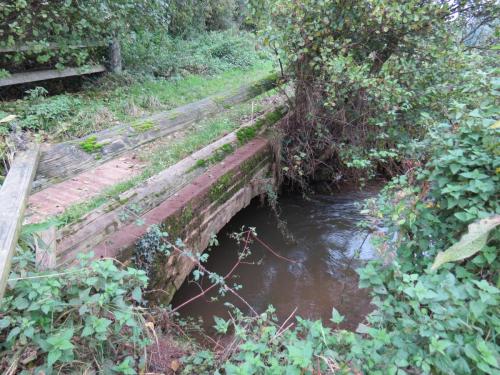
<box><xmin>79</xmin><ymin>135</ymin><xmax>105</xmax><ymax>153</ymax></box>
<box><xmin>131</xmin><ymin>119</ymin><xmax>155</xmax><ymax>133</ymax></box>
<box><xmin>236</xmin><ymin>107</ymin><xmax>285</xmax><ymax>145</ymax></box>
<box><xmin>188</xmin><ymin>143</ymin><xmax>235</xmax><ymax>172</ymax></box>
<box><xmin>134</xmin><ymin>225</ymin><xmax>172</xmax><ymax>277</ymax></box>
<box><xmin>209</xmin><ymin>171</ymin><xmax>236</xmax><ymax>203</ymax></box>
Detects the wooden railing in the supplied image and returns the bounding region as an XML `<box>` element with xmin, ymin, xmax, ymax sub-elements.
<box><xmin>0</xmin><ymin>39</ymin><xmax>122</xmax><ymax>88</ymax></box>
<box><xmin>0</xmin><ymin>145</ymin><xmax>40</xmax><ymax>299</ymax></box>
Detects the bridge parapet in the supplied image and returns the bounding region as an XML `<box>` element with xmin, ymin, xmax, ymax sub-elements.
<box><xmin>131</xmin><ymin>138</ymin><xmax>275</xmax><ymax>302</ymax></box>
<box><xmin>54</xmin><ymin>135</ymin><xmax>276</xmax><ymax>303</ymax></box>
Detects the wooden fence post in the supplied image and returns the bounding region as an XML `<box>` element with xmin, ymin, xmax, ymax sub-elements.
<box><xmin>108</xmin><ymin>37</ymin><xmax>122</xmax><ymax>73</ymax></box>
<box><xmin>0</xmin><ymin>144</ymin><xmax>40</xmax><ymax>300</ymax></box>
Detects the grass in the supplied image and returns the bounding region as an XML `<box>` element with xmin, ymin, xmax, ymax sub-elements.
<box><xmin>56</xmin><ymin>90</ymin><xmax>281</xmax><ymax>226</ymax></box>
<box><xmin>0</xmin><ymin>61</ymin><xmax>273</xmax><ymax>141</ymax></box>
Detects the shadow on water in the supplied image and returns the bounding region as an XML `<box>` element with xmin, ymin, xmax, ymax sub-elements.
<box><xmin>171</xmin><ymin>184</ymin><xmax>381</xmax><ymax>332</ymax></box>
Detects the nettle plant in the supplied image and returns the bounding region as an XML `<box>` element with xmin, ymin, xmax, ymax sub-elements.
<box><xmin>375</xmin><ymin>96</ymin><xmax>499</xmax><ymax>269</ymax></box>
<box><xmin>0</xmin><ymin>248</ymin><xmax>150</xmax><ymax>374</ymax></box>
<box><xmin>20</xmin><ymin>88</ymin><xmax>83</xmax><ymax>131</ymax></box>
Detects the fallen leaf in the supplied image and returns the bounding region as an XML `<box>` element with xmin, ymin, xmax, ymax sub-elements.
<box><xmin>0</xmin><ymin>114</ymin><xmax>17</xmax><ymax>123</ymax></box>
<box><xmin>431</xmin><ymin>215</ymin><xmax>500</xmax><ymax>271</ymax></box>
<box><xmin>170</xmin><ymin>359</ymin><xmax>180</xmax><ymax>372</ymax></box>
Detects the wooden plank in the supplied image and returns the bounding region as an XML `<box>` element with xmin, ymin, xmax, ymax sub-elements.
<box><xmin>0</xmin><ymin>41</ymin><xmax>106</xmax><ymax>53</ymax></box>
<box><xmin>0</xmin><ymin>65</ymin><xmax>106</xmax><ymax>87</ymax></box>
<box><xmin>0</xmin><ymin>144</ymin><xmax>40</xmax><ymax>300</ymax></box>
<box><xmin>32</xmin><ymin>74</ymin><xmax>278</xmax><ymax>191</ymax></box>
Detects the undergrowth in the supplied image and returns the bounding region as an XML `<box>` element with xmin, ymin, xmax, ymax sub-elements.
<box><xmin>0</xmin><ymin>247</ymin><xmax>150</xmax><ymax>374</ymax></box>
<box><xmin>122</xmin><ymin>30</ymin><xmax>269</xmax><ymax>78</ymax></box>
<box><xmin>79</xmin><ymin>136</ymin><xmax>105</xmax><ymax>153</ymax></box>
<box><xmin>0</xmin><ymin>60</ymin><xmax>272</xmax><ymax>142</ymax></box>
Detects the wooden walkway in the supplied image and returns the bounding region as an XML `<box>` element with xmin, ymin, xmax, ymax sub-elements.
<box><xmin>27</xmin><ymin>153</ymin><xmax>144</xmax><ymax>223</ymax></box>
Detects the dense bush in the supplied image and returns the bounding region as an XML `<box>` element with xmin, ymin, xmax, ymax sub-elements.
<box><xmin>249</xmin><ymin>0</ymin><xmax>499</xmax><ymax>184</ymax></box>
<box><xmin>0</xmin><ymin>0</ymin><xmax>247</xmax><ymax>74</ymax></box>
<box><xmin>122</xmin><ymin>30</ymin><xmax>265</xmax><ymax>77</ymax></box>
<box><xmin>176</xmin><ymin>3</ymin><xmax>500</xmax><ymax>372</ymax></box>
<box><xmin>168</xmin><ymin>0</ymin><xmax>242</xmax><ymax>36</ymax></box>
<box><xmin>0</xmin><ymin>0</ymin><xmax>168</xmax><ymax>72</ymax></box>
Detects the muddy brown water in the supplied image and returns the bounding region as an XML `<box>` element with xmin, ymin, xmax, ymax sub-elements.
<box><xmin>171</xmin><ymin>184</ymin><xmax>380</xmax><ymax>332</ymax></box>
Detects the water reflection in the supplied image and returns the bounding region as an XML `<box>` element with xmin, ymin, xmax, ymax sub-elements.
<box><xmin>171</xmin><ymin>184</ymin><xmax>380</xmax><ymax>331</ymax></box>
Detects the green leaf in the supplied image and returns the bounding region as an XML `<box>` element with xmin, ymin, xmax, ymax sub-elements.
<box><xmin>213</xmin><ymin>316</ymin><xmax>230</xmax><ymax>334</ymax></box>
<box><xmin>47</xmin><ymin>349</ymin><xmax>62</xmax><ymax>367</ymax></box>
<box><xmin>330</xmin><ymin>307</ymin><xmax>344</xmax><ymax>324</ymax></box>
<box><xmin>476</xmin><ymin>339</ymin><xmax>498</xmax><ymax>368</ymax></box>
<box><xmin>82</xmin><ymin>325</ymin><xmax>93</xmax><ymax>337</ymax></box>
<box><xmin>131</xmin><ymin>286</ymin><xmax>142</xmax><ymax>303</ymax></box>
<box><xmin>94</xmin><ymin>318</ymin><xmax>112</xmax><ymax>333</ymax></box>
<box><xmin>431</xmin><ymin>216</ymin><xmax>500</xmax><ymax>271</ymax></box>
<box><xmin>21</xmin><ymin>218</ymin><xmax>60</xmax><ymax>236</ymax></box>
<box><xmin>286</xmin><ymin>340</ymin><xmax>314</xmax><ymax>368</ymax></box>
<box><xmin>6</xmin><ymin>326</ymin><xmax>21</xmax><ymax>342</ymax></box>
<box><xmin>14</xmin><ymin>296</ymin><xmax>29</xmax><ymax>310</ymax></box>
<box><xmin>470</xmin><ymin>300</ymin><xmax>486</xmax><ymax>319</ymax></box>
<box><xmin>0</xmin><ymin>317</ymin><xmax>10</xmax><ymax>329</ymax></box>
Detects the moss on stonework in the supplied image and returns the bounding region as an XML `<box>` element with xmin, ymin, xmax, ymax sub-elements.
<box><xmin>131</xmin><ymin>120</ymin><xmax>154</xmax><ymax>133</ymax></box>
<box><xmin>187</xmin><ymin>143</ymin><xmax>235</xmax><ymax>173</ymax></box>
<box><xmin>236</xmin><ymin>107</ymin><xmax>285</xmax><ymax>145</ymax></box>
<box><xmin>247</xmin><ymin>72</ymin><xmax>279</xmax><ymax>97</ymax></box>
<box><xmin>209</xmin><ymin>171</ymin><xmax>235</xmax><ymax>203</ymax></box>
<box><xmin>163</xmin><ymin>204</ymin><xmax>194</xmax><ymax>239</ymax></box>
<box><xmin>79</xmin><ymin>136</ymin><xmax>104</xmax><ymax>153</ymax></box>
<box><xmin>240</xmin><ymin>153</ymin><xmax>268</xmax><ymax>178</ymax></box>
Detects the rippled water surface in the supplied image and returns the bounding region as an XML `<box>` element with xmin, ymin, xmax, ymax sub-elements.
<box><xmin>171</xmin><ymin>185</ymin><xmax>380</xmax><ymax>331</ymax></box>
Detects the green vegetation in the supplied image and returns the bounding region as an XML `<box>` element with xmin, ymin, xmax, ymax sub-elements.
<box><xmin>1</xmin><ymin>0</ymin><xmax>499</xmax><ymax>374</ymax></box>
<box><xmin>189</xmin><ymin>143</ymin><xmax>235</xmax><ymax>172</ymax></box>
<box><xmin>131</xmin><ymin>120</ymin><xmax>155</xmax><ymax>133</ymax></box>
<box><xmin>0</xmin><ymin>0</ymin><xmax>247</xmax><ymax>72</ymax></box>
<box><xmin>189</xmin><ymin>102</ymin><xmax>499</xmax><ymax>374</ymax></box>
<box><xmin>0</xmin><ymin>56</ymin><xmax>272</xmax><ymax>179</ymax></box>
<box><xmin>0</xmin><ymin>0</ymin><xmax>166</xmax><ymax>71</ymax></box>
<box><xmin>174</xmin><ymin>1</ymin><xmax>498</xmax><ymax>373</ymax></box>
<box><xmin>209</xmin><ymin>171</ymin><xmax>235</xmax><ymax>203</ymax></box>
<box><xmin>236</xmin><ymin>107</ymin><xmax>284</xmax><ymax>144</ymax></box>
<box><xmin>79</xmin><ymin>136</ymin><xmax>104</xmax><ymax>154</ymax></box>
<box><xmin>0</xmin><ymin>61</ymin><xmax>272</xmax><ymax>140</ymax></box>
<box><xmin>0</xmin><ymin>247</ymin><xmax>149</xmax><ymax>373</ymax></box>
<box><xmin>250</xmin><ymin>0</ymin><xmax>499</xmax><ymax>184</ymax></box>
<box><xmin>123</xmin><ymin>30</ymin><xmax>268</xmax><ymax>78</ymax></box>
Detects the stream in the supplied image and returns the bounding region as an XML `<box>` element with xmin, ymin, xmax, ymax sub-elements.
<box><xmin>171</xmin><ymin>184</ymin><xmax>381</xmax><ymax>331</ymax></box>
